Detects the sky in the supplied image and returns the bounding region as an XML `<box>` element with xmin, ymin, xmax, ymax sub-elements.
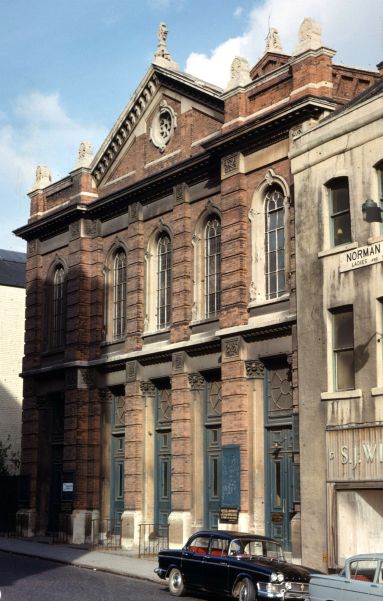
<box><xmin>1</xmin><ymin>0</ymin><xmax>382</xmax><ymax>252</ymax></box>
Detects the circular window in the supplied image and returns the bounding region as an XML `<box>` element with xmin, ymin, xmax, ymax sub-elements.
<box><xmin>150</xmin><ymin>100</ymin><xmax>177</xmax><ymax>152</ymax></box>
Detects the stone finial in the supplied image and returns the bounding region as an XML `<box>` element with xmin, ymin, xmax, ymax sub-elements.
<box><xmin>74</xmin><ymin>141</ymin><xmax>93</xmax><ymax>169</ymax></box>
<box><xmin>153</xmin><ymin>22</ymin><xmax>179</xmax><ymax>70</ymax></box>
<box><xmin>265</xmin><ymin>27</ymin><xmax>283</xmax><ymax>54</ymax></box>
<box><xmin>293</xmin><ymin>17</ymin><xmax>323</xmax><ymax>55</ymax></box>
<box><xmin>32</xmin><ymin>165</ymin><xmax>52</xmax><ymax>191</ymax></box>
<box><xmin>226</xmin><ymin>56</ymin><xmax>252</xmax><ymax>91</ymax></box>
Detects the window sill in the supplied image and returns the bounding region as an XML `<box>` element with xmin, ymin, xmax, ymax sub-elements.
<box><xmin>368</xmin><ymin>234</ymin><xmax>383</xmax><ymax>245</ymax></box>
<box><xmin>318</xmin><ymin>241</ymin><xmax>358</xmax><ymax>259</ymax></box>
<box><xmin>248</xmin><ymin>293</ymin><xmax>289</xmax><ymax>309</ymax></box>
<box><xmin>101</xmin><ymin>337</ymin><xmax>125</xmax><ymax>348</ymax></box>
<box><xmin>321</xmin><ymin>389</ymin><xmax>362</xmax><ymax>401</ymax></box>
<box><xmin>371</xmin><ymin>387</ymin><xmax>383</xmax><ymax>397</ymax></box>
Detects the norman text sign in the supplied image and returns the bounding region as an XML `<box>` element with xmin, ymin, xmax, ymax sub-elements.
<box><xmin>327</xmin><ymin>427</ymin><xmax>383</xmax><ymax>481</ymax></box>
<box><xmin>340</xmin><ymin>243</ymin><xmax>383</xmax><ymax>272</ymax></box>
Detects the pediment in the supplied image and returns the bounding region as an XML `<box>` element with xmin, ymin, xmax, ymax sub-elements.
<box><xmin>250</xmin><ymin>52</ymin><xmax>291</xmax><ymax>80</ymax></box>
<box><xmin>91</xmin><ymin>64</ymin><xmax>224</xmax><ymax>190</ymax></box>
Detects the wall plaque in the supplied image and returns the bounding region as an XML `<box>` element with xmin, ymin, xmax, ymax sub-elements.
<box><xmin>339</xmin><ymin>242</ymin><xmax>383</xmax><ymax>272</ymax></box>
<box><xmin>219</xmin><ymin>507</ymin><xmax>239</xmax><ymax>524</ymax></box>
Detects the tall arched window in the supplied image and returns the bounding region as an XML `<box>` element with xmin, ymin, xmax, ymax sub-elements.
<box><xmin>113</xmin><ymin>250</ymin><xmax>127</xmax><ymax>339</ymax></box>
<box><xmin>52</xmin><ymin>265</ymin><xmax>66</xmax><ymax>348</ymax></box>
<box><xmin>157</xmin><ymin>234</ymin><xmax>172</xmax><ymax>329</ymax></box>
<box><xmin>205</xmin><ymin>217</ymin><xmax>221</xmax><ymax>318</ymax></box>
<box><xmin>265</xmin><ymin>187</ymin><xmax>285</xmax><ymax>300</ymax></box>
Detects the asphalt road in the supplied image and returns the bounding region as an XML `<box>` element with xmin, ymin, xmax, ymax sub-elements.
<box><xmin>0</xmin><ymin>551</ymin><xmax>206</xmax><ymax>601</ymax></box>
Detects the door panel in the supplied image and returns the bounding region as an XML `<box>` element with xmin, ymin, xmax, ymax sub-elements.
<box><xmin>156</xmin><ymin>430</ymin><xmax>171</xmax><ymax>525</ymax></box>
<box><xmin>205</xmin><ymin>427</ymin><xmax>221</xmax><ymax>528</ymax></box>
<box><xmin>267</xmin><ymin>427</ymin><xmax>294</xmax><ymax>549</ymax></box>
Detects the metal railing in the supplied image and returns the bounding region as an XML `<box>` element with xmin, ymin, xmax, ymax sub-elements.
<box><xmin>91</xmin><ymin>517</ymin><xmax>121</xmax><ymax>549</ymax></box>
<box><xmin>51</xmin><ymin>513</ymin><xmax>72</xmax><ymax>544</ymax></box>
<box><xmin>138</xmin><ymin>523</ymin><xmax>169</xmax><ymax>557</ymax></box>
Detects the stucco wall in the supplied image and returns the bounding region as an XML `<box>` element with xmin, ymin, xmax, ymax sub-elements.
<box><xmin>0</xmin><ymin>284</ymin><xmax>25</xmax><ymax>473</ymax></box>
<box><xmin>291</xmin><ymin>88</ymin><xmax>383</xmax><ymax>570</ymax></box>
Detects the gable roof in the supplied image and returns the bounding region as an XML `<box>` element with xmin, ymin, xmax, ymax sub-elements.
<box><xmin>0</xmin><ymin>249</ymin><xmax>26</xmax><ymax>288</ymax></box>
<box><xmin>90</xmin><ymin>63</ymin><xmax>223</xmax><ymax>186</ymax></box>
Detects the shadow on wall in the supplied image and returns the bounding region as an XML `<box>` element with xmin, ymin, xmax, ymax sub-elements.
<box><xmin>354</xmin><ymin>331</ymin><xmax>382</xmax><ymax>373</ymax></box>
<box><xmin>0</xmin><ymin>380</ymin><xmax>22</xmax><ymax>475</ymax></box>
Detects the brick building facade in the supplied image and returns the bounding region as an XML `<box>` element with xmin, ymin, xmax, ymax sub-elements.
<box><xmin>15</xmin><ymin>19</ymin><xmax>379</xmax><ymax>564</ymax></box>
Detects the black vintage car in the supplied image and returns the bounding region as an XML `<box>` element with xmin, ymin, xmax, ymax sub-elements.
<box><xmin>155</xmin><ymin>530</ymin><xmax>317</xmax><ymax>600</ymax></box>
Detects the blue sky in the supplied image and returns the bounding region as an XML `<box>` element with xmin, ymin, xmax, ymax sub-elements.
<box><xmin>1</xmin><ymin>0</ymin><xmax>382</xmax><ymax>251</ymax></box>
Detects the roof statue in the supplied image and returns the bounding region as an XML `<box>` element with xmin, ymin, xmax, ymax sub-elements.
<box><xmin>293</xmin><ymin>17</ymin><xmax>323</xmax><ymax>55</ymax></box>
<box><xmin>31</xmin><ymin>165</ymin><xmax>52</xmax><ymax>191</ymax></box>
<box><xmin>153</xmin><ymin>22</ymin><xmax>179</xmax><ymax>71</ymax></box>
<box><xmin>265</xmin><ymin>27</ymin><xmax>283</xmax><ymax>54</ymax></box>
<box><xmin>226</xmin><ymin>56</ymin><xmax>252</xmax><ymax>91</ymax></box>
<box><xmin>73</xmin><ymin>141</ymin><xmax>94</xmax><ymax>169</ymax></box>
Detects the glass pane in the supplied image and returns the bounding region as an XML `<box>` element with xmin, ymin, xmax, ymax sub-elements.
<box><xmin>336</xmin><ymin>349</ymin><xmax>355</xmax><ymax>390</ymax></box>
<box><xmin>274</xmin><ymin>462</ymin><xmax>281</xmax><ymax>507</ymax></box>
<box><xmin>269</xmin><ymin>251</ymin><xmax>276</xmax><ymax>272</ymax></box>
<box><xmin>333</xmin><ymin>213</ymin><xmax>351</xmax><ymax>246</ymax></box>
<box><xmin>277</xmin><ymin>271</ymin><xmax>285</xmax><ymax>293</ymax></box>
<box><xmin>277</xmin><ymin>228</ymin><xmax>284</xmax><ymax>250</ymax></box>
<box><xmin>332</xmin><ymin>184</ymin><xmax>350</xmax><ymax>214</ymax></box>
<box><xmin>334</xmin><ymin>310</ymin><xmax>353</xmax><ymax>349</ymax></box>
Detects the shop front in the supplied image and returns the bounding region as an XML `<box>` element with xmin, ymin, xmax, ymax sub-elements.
<box><xmin>326</xmin><ymin>426</ymin><xmax>383</xmax><ymax>568</ymax></box>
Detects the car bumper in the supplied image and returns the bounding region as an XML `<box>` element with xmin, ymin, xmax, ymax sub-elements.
<box><xmin>154</xmin><ymin>567</ymin><xmax>167</xmax><ymax>579</ymax></box>
<box><xmin>256</xmin><ymin>582</ymin><xmax>309</xmax><ymax>600</ymax></box>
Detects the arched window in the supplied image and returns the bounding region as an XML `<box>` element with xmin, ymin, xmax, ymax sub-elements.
<box><xmin>112</xmin><ymin>250</ymin><xmax>127</xmax><ymax>340</ymax></box>
<box><xmin>265</xmin><ymin>187</ymin><xmax>285</xmax><ymax>300</ymax></box>
<box><xmin>205</xmin><ymin>217</ymin><xmax>221</xmax><ymax>318</ymax></box>
<box><xmin>157</xmin><ymin>234</ymin><xmax>172</xmax><ymax>329</ymax></box>
<box><xmin>51</xmin><ymin>264</ymin><xmax>66</xmax><ymax>348</ymax></box>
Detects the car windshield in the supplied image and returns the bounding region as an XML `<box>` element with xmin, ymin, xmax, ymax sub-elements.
<box><xmin>228</xmin><ymin>538</ymin><xmax>284</xmax><ymax>560</ymax></box>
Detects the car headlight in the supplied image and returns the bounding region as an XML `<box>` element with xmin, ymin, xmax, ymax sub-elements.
<box><xmin>270</xmin><ymin>572</ymin><xmax>284</xmax><ymax>583</ymax></box>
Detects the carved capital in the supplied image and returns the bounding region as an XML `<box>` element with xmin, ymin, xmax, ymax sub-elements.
<box><xmin>223</xmin><ymin>337</ymin><xmax>241</xmax><ymax>359</ymax></box>
<box><xmin>27</xmin><ymin>239</ymin><xmax>38</xmax><ymax>257</ymax></box>
<box><xmin>126</xmin><ymin>360</ymin><xmax>138</xmax><ymax>382</ymax></box>
<box><xmin>222</xmin><ymin>153</ymin><xmax>240</xmax><ymax>177</ymax></box>
<box><xmin>188</xmin><ymin>373</ymin><xmax>205</xmax><ymax>390</ymax></box>
<box><xmin>140</xmin><ymin>381</ymin><xmax>156</xmax><ymax>397</ymax></box>
<box><xmin>174</xmin><ymin>182</ymin><xmax>189</xmax><ymax>205</ymax></box>
<box><xmin>69</xmin><ymin>221</ymin><xmax>81</xmax><ymax>239</ymax></box>
<box><xmin>245</xmin><ymin>360</ymin><xmax>265</xmax><ymax>379</ymax></box>
<box><xmin>172</xmin><ymin>351</ymin><xmax>186</xmax><ymax>373</ymax></box>
<box><xmin>99</xmin><ymin>388</ymin><xmax>113</xmax><ymax>403</ymax></box>
<box><xmin>78</xmin><ymin>368</ymin><xmax>96</xmax><ymax>389</ymax></box>
<box><xmin>83</xmin><ymin>219</ymin><xmax>98</xmax><ymax>237</ymax></box>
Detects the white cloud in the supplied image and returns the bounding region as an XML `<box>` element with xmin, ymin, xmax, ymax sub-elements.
<box><xmin>0</xmin><ymin>91</ymin><xmax>107</xmax><ymax>251</ymax></box>
<box><xmin>185</xmin><ymin>0</ymin><xmax>382</xmax><ymax>88</ymax></box>
<box><xmin>234</xmin><ymin>6</ymin><xmax>243</xmax><ymax>18</ymax></box>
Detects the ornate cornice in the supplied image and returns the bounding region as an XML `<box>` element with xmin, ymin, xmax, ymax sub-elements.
<box><xmin>92</xmin><ymin>73</ymin><xmax>160</xmax><ymax>184</ymax></box>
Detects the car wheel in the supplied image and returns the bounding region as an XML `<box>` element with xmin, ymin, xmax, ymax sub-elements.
<box><xmin>238</xmin><ymin>577</ymin><xmax>255</xmax><ymax>601</ymax></box>
<box><xmin>168</xmin><ymin>567</ymin><xmax>186</xmax><ymax>597</ymax></box>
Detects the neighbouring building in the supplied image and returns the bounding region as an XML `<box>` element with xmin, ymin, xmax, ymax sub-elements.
<box><xmin>291</xmin><ymin>68</ymin><xmax>383</xmax><ymax>569</ymax></box>
<box><xmin>14</xmin><ymin>19</ymin><xmax>379</xmax><ymax>564</ymax></box>
<box><xmin>0</xmin><ymin>249</ymin><xmax>26</xmax><ymax>474</ymax></box>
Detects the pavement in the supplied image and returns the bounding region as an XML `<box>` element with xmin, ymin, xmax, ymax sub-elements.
<box><xmin>0</xmin><ymin>537</ymin><xmax>158</xmax><ymax>582</ymax></box>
